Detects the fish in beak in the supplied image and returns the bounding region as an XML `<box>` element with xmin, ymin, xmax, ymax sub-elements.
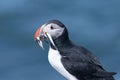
<box><xmin>34</xmin><ymin>25</ymin><xmax>56</xmax><ymax>49</ymax></box>
<box><xmin>34</xmin><ymin>25</ymin><xmax>47</xmax><ymax>49</ymax></box>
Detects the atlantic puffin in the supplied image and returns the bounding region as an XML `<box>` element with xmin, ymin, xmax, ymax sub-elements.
<box><xmin>34</xmin><ymin>20</ymin><xmax>116</xmax><ymax>80</ymax></box>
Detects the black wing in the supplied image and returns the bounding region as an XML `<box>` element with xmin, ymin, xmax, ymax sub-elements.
<box><xmin>60</xmin><ymin>45</ymin><xmax>116</xmax><ymax>80</ymax></box>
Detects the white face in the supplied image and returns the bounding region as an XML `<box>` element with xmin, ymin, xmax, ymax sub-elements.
<box><xmin>34</xmin><ymin>22</ymin><xmax>65</xmax><ymax>49</ymax></box>
<box><xmin>43</xmin><ymin>23</ymin><xmax>64</xmax><ymax>39</ymax></box>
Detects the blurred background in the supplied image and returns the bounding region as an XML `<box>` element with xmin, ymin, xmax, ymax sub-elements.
<box><xmin>0</xmin><ymin>0</ymin><xmax>120</xmax><ymax>80</ymax></box>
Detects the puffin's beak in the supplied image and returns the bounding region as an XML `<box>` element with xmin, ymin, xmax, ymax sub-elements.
<box><xmin>34</xmin><ymin>26</ymin><xmax>46</xmax><ymax>49</ymax></box>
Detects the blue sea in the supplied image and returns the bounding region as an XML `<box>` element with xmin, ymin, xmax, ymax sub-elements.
<box><xmin>0</xmin><ymin>0</ymin><xmax>120</xmax><ymax>80</ymax></box>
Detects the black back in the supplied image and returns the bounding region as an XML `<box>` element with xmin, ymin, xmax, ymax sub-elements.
<box><xmin>47</xmin><ymin>20</ymin><xmax>116</xmax><ymax>80</ymax></box>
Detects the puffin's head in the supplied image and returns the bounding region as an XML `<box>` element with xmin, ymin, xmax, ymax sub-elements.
<box><xmin>34</xmin><ymin>20</ymin><xmax>68</xmax><ymax>49</ymax></box>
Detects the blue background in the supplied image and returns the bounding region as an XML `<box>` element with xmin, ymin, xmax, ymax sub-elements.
<box><xmin>0</xmin><ymin>0</ymin><xmax>120</xmax><ymax>80</ymax></box>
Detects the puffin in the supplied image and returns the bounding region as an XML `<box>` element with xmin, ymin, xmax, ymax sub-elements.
<box><xmin>34</xmin><ymin>20</ymin><xmax>116</xmax><ymax>80</ymax></box>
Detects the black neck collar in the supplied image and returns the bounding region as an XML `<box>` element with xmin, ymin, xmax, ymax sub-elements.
<box><xmin>50</xmin><ymin>28</ymin><xmax>72</xmax><ymax>50</ymax></box>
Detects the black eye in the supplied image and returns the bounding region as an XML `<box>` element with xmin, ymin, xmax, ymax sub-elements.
<box><xmin>50</xmin><ymin>26</ymin><xmax>54</xmax><ymax>30</ymax></box>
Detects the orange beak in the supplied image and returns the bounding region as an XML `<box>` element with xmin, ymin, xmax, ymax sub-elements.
<box><xmin>34</xmin><ymin>27</ymin><xmax>42</xmax><ymax>40</ymax></box>
<box><xmin>34</xmin><ymin>25</ymin><xmax>57</xmax><ymax>50</ymax></box>
<box><xmin>34</xmin><ymin>26</ymin><xmax>46</xmax><ymax>49</ymax></box>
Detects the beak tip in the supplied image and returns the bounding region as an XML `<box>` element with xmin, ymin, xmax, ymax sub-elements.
<box><xmin>34</xmin><ymin>25</ymin><xmax>46</xmax><ymax>49</ymax></box>
<box><xmin>34</xmin><ymin>27</ymin><xmax>41</xmax><ymax>40</ymax></box>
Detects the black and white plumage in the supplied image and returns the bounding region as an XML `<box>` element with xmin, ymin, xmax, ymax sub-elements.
<box><xmin>34</xmin><ymin>20</ymin><xmax>116</xmax><ymax>80</ymax></box>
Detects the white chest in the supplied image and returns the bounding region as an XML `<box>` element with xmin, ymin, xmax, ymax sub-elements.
<box><xmin>48</xmin><ymin>48</ymin><xmax>77</xmax><ymax>80</ymax></box>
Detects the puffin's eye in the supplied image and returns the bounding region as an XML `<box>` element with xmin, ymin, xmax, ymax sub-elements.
<box><xmin>50</xmin><ymin>26</ymin><xmax>54</xmax><ymax>30</ymax></box>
